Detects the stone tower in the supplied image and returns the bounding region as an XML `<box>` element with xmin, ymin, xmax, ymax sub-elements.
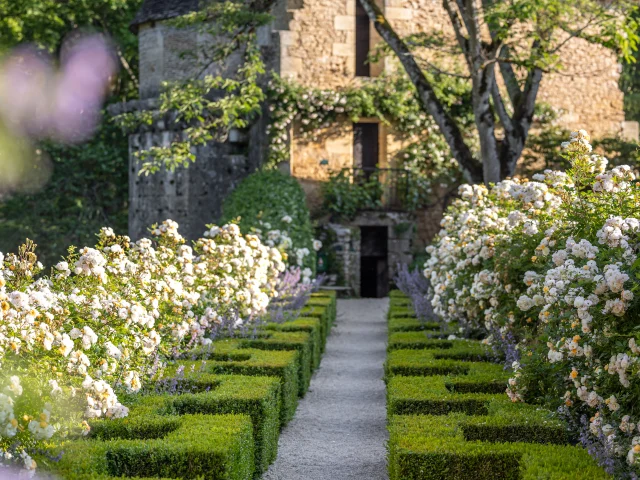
<box><xmin>116</xmin><ymin>0</ymin><xmax>274</xmax><ymax>241</ymax></box>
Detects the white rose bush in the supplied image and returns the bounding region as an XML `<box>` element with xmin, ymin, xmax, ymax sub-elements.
<box><xmin>0</xmin><ymin>219</ymin><xmax>286</xmax><ymax>473</ymax></box>
<box><xmin>424</xmin><ymin>130</ymin><xmax>640</xmax><ymax>477</ymax></box>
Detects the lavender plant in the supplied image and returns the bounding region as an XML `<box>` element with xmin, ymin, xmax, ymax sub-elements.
<box><xmin>394</xmin><ymin>263</ymin><xmax>438</xmax><ymax>324</ymax></box>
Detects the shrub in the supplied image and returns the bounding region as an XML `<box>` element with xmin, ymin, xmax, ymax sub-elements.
<box><xmin>241</xmin><ymin>330</ymin><xmax>314</xmax><ymax>396</ymax></box>
<box><xmin>387</xmin><ymin>332</ymin><xmax>454</xmax><ymax>350</ymax></box>
<box><xmin>388</xmin><ymin>413</ymin><xmax>607</xmax><ymax>480</ymax></box>
<box><xmin>121</xmin><ymin>372</ymin><xmax>280</xmax><ymax>474</ymax></box>
<box><xmin>221</xmin><ymin>169</ymin><xmax>317</xmax><ymax>274</ymax></box>
<box><xmin>385</xmin><ymin>343</ymin><xmax>496</xmax><ymax>378</ymax></box>
<box><xmin>263</xmin><ymin>318</ymin><xmax>323</xmax><ymax>370</ymax></box>
<box><xmin>0</xmin><ymin>219</ymin><xmax>286</xmax><ymax>467</ymax></box>
<box><xmin>187</xmin><ymin>341</ymin><xmax>300</xmax><ymax>426</ymax></box>
<box><xmin>423</xmin><ymin>129</ymin><xmax>640</xmax><ymax>475</ymax></box>
<box><xmin>50</xmin><ymin>413</ymin><xmax>254</xmax><ymax>480</ymax></box>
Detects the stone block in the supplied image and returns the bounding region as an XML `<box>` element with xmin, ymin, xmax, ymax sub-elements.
<box><xmin>279</xmin><ymin>30</ymin><xmax>295</xmax><ymax>46</ymax></box>
<box><xmin>280</xmin><ymin>55</ymin><xmax>303</xmax><ymax>76</ymax></box>
<box><xmin>335</xmin><ymin>15</ymin><xmax>355</xmax><ymax>31</ymax></box>
<box><xmin>622</xmin><ymin>121</ymin><xmax>639</xmax><ymax>142</ymax></box>
<box><xmin>332</xmin><ymin>43</ymin><xmax>354</xmax><ymax>57</ymax></box>
<box><xmin>385</xmin><ymin>7</ymin><xmax>413</xmax><ymax>20</ymax></box>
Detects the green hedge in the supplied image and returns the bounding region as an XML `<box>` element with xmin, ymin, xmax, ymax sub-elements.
<box><xmin>388</xmin><ymin>413</ymin><xmax>608</xmax><ymax>480</ymax></box>
<box><xmin>241</xmin><ymin>330</ymin><xmax>313</xmax><ymax>396</ymax></box>
<box><xmin>299</xmin><ymin>304</ymin><xmax>333</xmax><ymax>351</ymax></box>
<box><xmin>221</xmin><ymin>170</ymin><xmax>316</xmax><ymax>272</ymax></box>
<box><xmin>386</xmin><ymin>342</ymin><xmax>496</xmax><ymax>377</ymax></box>
<box><xmin>388</xmin><ymin>306</ymin><xmax>417</xmax><ymax>319</ymax></box>
<box><xmin>51</xmin><ymin>413</ymin><xmax>254</xmax><ymax>480</ymax></box>
<box><xmin>264</xmin><ymin>317</ymin><xmax>323</xmax><ymax>370</ymax></box>
<box><xmin>388</xmin><ymin>317</ymin><xmax>441</xmax><ymax>333</ymax></box>
<box><xmin>387</xmin><ymin>371</ymin><xmax>510</xmax><ymax>416</ymax></box>
<box><xmin>188</xmin><ymin>340</ymin><xmax>299</xmax><ymax>426</ymax></box>
<box><xmin>389</xmin><ymin>290</ymin><xmax>409</xmax><ymax>299</ymax></box>
<box><xmin>385</xmin><ymin>296</ymin><xmax>608</xmax><ymax>480</ymax></box>
<box><xmin>388</xmin><ymin>331</ymin><xmax>458</xmax><ymax>350</ymax></box>
<box><xmin>44</xmin><ymin>294</ymin><xmax>337</xmax><ymax>479</ymax></box>
<box><xmin>125</xmin><ymin>372</ymin><xmax>281</xmax><ymax>474</ymax></box>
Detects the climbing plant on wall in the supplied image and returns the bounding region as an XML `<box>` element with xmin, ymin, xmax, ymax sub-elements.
<box><xmin>266</xmin><ymin>73</ymin><xmax>471</xmax><ymax>193</ymax></box>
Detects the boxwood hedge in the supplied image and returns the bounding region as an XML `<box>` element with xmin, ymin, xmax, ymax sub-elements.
<box><xmin>385</xmin><ymin>292</ymin><xmax>608</xmax><ymax>480</ymax></box>
<box><xmin>51</xmin><ymin>413</ymin><xmax>254</xmax><ymax>480</ymax></box>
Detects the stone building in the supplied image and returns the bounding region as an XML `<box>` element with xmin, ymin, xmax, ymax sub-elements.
<box><xmin>122</xmin><ymin>0</ymin><xmax>637</xmax><ymax>296</ymax></box>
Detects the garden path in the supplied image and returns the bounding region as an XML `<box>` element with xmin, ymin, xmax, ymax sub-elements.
<box><xmin>262</xmin><ymin>298</ymin><xmax>389</xmax><ymax>480</ymax></box>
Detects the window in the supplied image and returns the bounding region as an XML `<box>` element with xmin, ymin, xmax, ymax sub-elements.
<box><xmin>355</xmin><ymin>0</ymin><xmax>370</xmax><ymax>77</ymax></box>
<box><xmin>353</xmin><ymin>122</ymin><xmax>379</xmax><ymax>170</ymax></box>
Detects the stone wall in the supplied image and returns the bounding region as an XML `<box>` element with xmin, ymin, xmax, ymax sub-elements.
<box><xmin>125</xmin><ymin>18</ymin><xmax>277</xmax><ymax>241</ymax></box>
<box><xmin>330</xmin><ymin>211</ymin><xmax>414</xmax><ymax>295</ymax></box>
<box><xmin>382</xmin><ymin>0</ymin><xmax>625</xmax><ymax>138</ymax></box>
<box><xmin>277</xmin><ymin>0</ymin><xmax>626</xmax><ymax>139</ymax></box>
<box><xmin>112</xmin><ymin>99</ymin><xmax>263</xmax><ymax>241</ymax></box>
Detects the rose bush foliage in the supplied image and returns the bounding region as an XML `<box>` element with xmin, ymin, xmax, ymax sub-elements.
<box><xmin>0</xmin><ymin>219</ymin><xmax>285</xmax><ymax>472</ymax></box>
<box><xmin>425</xmin><ymin>130</ymin><xmax>640</xmax><ymax>477</ymax></box>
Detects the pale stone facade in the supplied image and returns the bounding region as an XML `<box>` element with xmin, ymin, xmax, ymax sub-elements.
<box><xmin>273</xmin><ymin>0</ymin><xmax>629</xmax><ymax>244</ymax></box>
<box><xmin>125</xmin><ymin>0</ymin><xmax>632</xmax><ymax>293</ymax></box>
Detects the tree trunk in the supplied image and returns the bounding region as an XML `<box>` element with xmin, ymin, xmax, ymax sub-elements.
<box><xmin>357</xmin><ymin>0</ymin><xmax>483</xmax><ymax>183</ymax></box>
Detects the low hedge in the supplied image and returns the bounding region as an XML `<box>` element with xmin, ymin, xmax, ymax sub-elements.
<box><xmin>388</xmin><ymin>331</ymin><xmax>459</xmax><ymax>350</ymax></box>
<box><xmin>241</xmin><ymin>330</ymin><xmax>313</xmax><ymax>396</ymax></box>
<box><xmin>310</xmin><ymin>290</ymin><xmax>337</xmax><ymax>319</ymax></box>
<box><xmin>44</xmin><ymin>294</ymin><xmax>337</xmax><ymax>479</ymax></box>
<box><xmin>389</xmin><ymin>290</ymin><xmax>409</xmax><ymax>299</ymax></box>
<box><xmin>388</xmin><ymin>306</ymin><xmax>417</xmax><ymax>319</ymax></box>
<box><xmin>51</xmin><ymin>413</ymin><xmax>255</xmax><ymax>480</ymax></box>
<box><xmin>187</xmin><ymin>340</ymin><xmax>299</xmax><ymax>425</ymax></box>
<box><xmin>388</xmin><ymin>317</ymin><xmax>441</xmax><ymax>333</ymax></box>
<box><xmin>385</xmin><ymin>297</ymin><xmax>608</xmax><ymax>480</ymax></box>
<box><xmin>386</xmin><ymin>342</ymin><xmax>493</xmax><ymax>377</ymax></box>
<box><xmin>299</xmin><ymin>304</ymin><xmax>333</xmax><ymax>351</ymax></box>
<box><xmin>264</xmin><ymin>317</ymin><xmax>323</xmax><ymax>370</ymax></box>
<box><xmin>388</xmin><ymin>413</ymin><xmax>608</xmax><ymax>480</ymax></box>
<box><xmin>125</xmin><ymin>372</ymin><xmax>281</xmax><ymax>474</ymax></box>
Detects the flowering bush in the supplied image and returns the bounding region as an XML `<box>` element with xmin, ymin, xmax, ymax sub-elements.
<box><xmin>0</xmin><ymin>219</ymin><xmax>285</xmax><ymax>472</ymax></box>
<box><xmin>221</xmin><ymin>170</ymin><xmax>319</xmax><ymax>281</ymax></box>
<box><xmin>425</xmin><ymin>130</ymin><xmax>640</xmax><ymax>477</ymax></box>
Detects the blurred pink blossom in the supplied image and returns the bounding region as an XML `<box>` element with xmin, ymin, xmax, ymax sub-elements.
<box><xmin>0</xmin><ymin>34</ymin><xmax>118</xmax><ymax>143</ymax></box>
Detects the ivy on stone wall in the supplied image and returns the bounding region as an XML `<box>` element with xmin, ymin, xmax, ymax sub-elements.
<box><xmin>265</xmin><ymin>73</ymin><xmax>470</xmax><ymax>196</ymax></box>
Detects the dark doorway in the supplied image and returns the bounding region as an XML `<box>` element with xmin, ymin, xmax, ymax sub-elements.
<box><xmin>360</xmin><ymin>226</ymin><xmax>389</xmax><ymax>298</ymax></box>
<box><xmin>353</xmin><ymin>122</ymin><xmax>379</xmax><ymax>173</ymax></box>
<box><xmin>355</xmin><ymin>0</ymin><xmax>371</xmax><ymax>77</ymax></box>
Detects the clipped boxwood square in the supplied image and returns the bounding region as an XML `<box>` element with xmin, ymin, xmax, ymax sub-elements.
<box><xmin>50</xmin><ymin>413</ymin><xmax>254</xmax><ymax>480</ymax></box>
<box><xmin>385</xmin><ymin>343</ymin><xmax>495</xmax><ymax>378</ymax></box>
<box><xmin>123</xmin><ymin>371</ymin><xmax>281</xmax><ymax>474</ymax></box>
<box><xmin>264</xmin><ymin>317</ymin><xmax>323</xmax><ymax>370</ymax></box>
<box><xmin>388</xmin><ymin>317</ymin><xmax>441</xmax><ymax>333</ymax></box>
<box><xmin>188</xmin><ymin>340</ymin><xmax>299</xmax><ymax>425</ymax></box>
<box><xmin>388</xmin><ymin>414</ymin><xmax>607</xmax><ymax>480</ymax></box>
<box><xmin>388</xmin><ymin>332</ymin><xmax>455</xmax><ymax>351</ymax></box>
<box><xmin>241</xmin><ymin>330</ymin><xmax>313</xmax><ymax>396</ymax></box>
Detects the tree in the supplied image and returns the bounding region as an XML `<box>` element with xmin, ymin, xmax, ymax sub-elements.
<box><xmin>357</xmin><ymin>0</ymin><xmax>638</xmax><ymax>184</ymax></box>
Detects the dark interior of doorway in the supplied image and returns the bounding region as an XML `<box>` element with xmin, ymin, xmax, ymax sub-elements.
<box><xmin>360</xmin><ymin>226</ymin><xmax>389</xmax><ymax>298</ymax></box>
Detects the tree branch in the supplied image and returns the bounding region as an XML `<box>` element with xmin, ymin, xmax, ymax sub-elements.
<box><xmin>491</xmin><ymin>78</ymin><xmax>512</xmax><ymax>132</ymax></box>
<box><xmin>442</xmin><ymin>0</ymin><xmax>471</xmax><ymax>59</ymax></box>
<box><xmin>358</xmin><ymin>0</ymin><xmax>482</xmax><ymax>182</ymax></box>
<box><xmin>497</xmin><ymin>46</ymin><xmax>522</xmax><ymax>108</ymax></box>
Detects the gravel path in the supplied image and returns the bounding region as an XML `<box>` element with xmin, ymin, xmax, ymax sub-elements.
<box><xmin>262</xmin><ymin>298</ymin><xmax>389</xmax><ymax>480</ymax></box>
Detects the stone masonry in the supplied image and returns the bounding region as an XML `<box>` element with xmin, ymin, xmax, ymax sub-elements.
<box><xmin>125</xmin><ymin>0</ymin><xmax>635</xmax><ymax>255</ymax></box>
